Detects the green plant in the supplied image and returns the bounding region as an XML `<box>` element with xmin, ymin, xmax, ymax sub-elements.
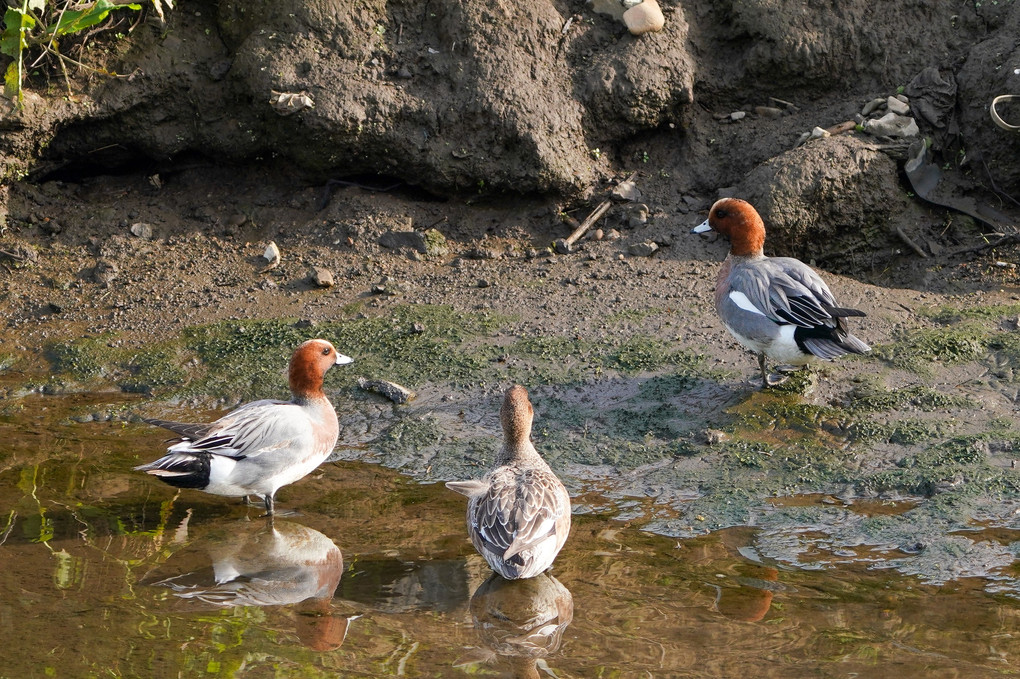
<box><xmin>1</xmin><ymin>0</ymin><xmax>162</xmax><ymax>105</ymax></box>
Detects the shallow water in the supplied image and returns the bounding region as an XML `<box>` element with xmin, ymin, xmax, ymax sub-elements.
<box><xmin>3</xmin><ymin>391</ymin><xmax>1020</xmax><ymax>678</ymax></box>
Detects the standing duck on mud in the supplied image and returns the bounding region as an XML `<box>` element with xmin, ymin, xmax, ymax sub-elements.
<box><xmin>446</xmin><ymin>385</ymin><xmax>572</xmax><ymax>580</ymax></box>
<box><xmin>692</xmin><ymin>198</ymin><xmax>870</xmax><ymax>388</ymax></box>
<box><xmin>136</xmin><ymin>339</ymin><xmax>353</xmax><ymax>515</ymax></box>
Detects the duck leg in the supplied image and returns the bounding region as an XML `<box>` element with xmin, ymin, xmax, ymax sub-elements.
<box><xmin>263</xmin><ymin>494</ymin><xmax>275</xmax><ymax>516</ymax></box>
<box><xmin>758</xmin><ymin>353</ymin><xmax>788</xmax><ymax>388</ymax></box>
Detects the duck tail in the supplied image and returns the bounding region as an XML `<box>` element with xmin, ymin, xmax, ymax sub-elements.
<box><xmin>801</xmin><ymin>334</ymin><xmax>870</xmax><ymax>359</ymax></box>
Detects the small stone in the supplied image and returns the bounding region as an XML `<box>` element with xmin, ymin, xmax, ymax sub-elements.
<box><xmin>622</xmin><ymin>0</ymin><xmax>664</xmax><ymax>34</ymax></box>
<box><xmin>92</xmin><ymin>259</ymin><xmax>118</xmax><ymax>288</ymax></box>
<box><xmin>863</xmin><ymin>111</ymin><xmax>919</xmax><ymax>138</ymax></box>
<box><xmin>553</xmin><ymin>238</ymin><xmax>573</xmax><ymax>255</ymax></box>
<box><xmin>861</xmin><ymin>97</ymin><xmax>886</xmax><ymax>116</ymax></box>
<box><xmin>754</xmin><ymin>106</ymin><xmax>783</xmax><ymax>118</ymax></box>
<box><xmin>627</xmin><ymin>204</ymin><xmax>649</xmax><ymax>228</ymax></box>
<box><xmin>605</xmin><ymin>229</ymin><xmax>623</xmax><ymax>241</ymax></box>
<box><xmin>130</xmin><ymin>222</ymin><xmax>154</xmax><ymax>239</ymax></box>
<box><xmin>611</xmin><ymin>180</ymin><xmax>641</xmax><ymax>202</ymax></box>
<box><xmin>886</xmin><ymin>95</ymin><xmax>909</xmax><ymax>115</ymax></box>
<box><xmin>593</xmin><ymin>228</ymin><xmax>605</xmax><ymax>241</ymax></box>
<box><xmin>263</xmin><ymin>241</ymin><xmax>281</xmax><ymax>266</ymax></box>
<box><xmin>396</xmin><ymin>66</ymin><xmax>413</xmax><ymax>79</ymax></box>
<box><xmin>703</xmin><ymin>429</ymin><xmax>729</xmax><ymax>445</ymax></box>
<box><xmin>729</xmin><ymin>111</ymin><xmax>746</xmax><ymax>121</ymax></box>
<box><xmin>357</xmin><ymin>377</ymin><xmax>416</xmax><ymax>404</ymax></box>
<box><xmin>309</xmin><ymin>267</ymin><xmax>334</xmax><ymax>288</ymax></box>
<box><xmin>477</xmin><ymin>279</ymin><xmax>491</xmax><ymax>288</ymax></box>
<box><xmin>379</xmin><ymin>229</ymin><xmax>428</xmax><ymax>253</ymax></box>
<box><xmin>628</xmin><ymin>241</ymin><xmax>658</xmax><ymax>257</ymax></box>
<box><xmin>466</xmin><ymin>246</ymin><xmax>501</xmax><ymax>260</ymax></box>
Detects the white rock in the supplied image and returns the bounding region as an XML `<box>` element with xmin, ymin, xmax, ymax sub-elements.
<box><xmin>270</xmin><ymin>90</ymin><xmax>314</xmax><ymax>115</ymax></box>
<box><xmin>886</xmin><ymin>95</ymin><xmax>910</xmax><ymax>115</ymax></box>
<box><xmin>623</xmin><ymin>0</ymin><xmax>664</xmax><ymax>34</ymax></box>
<box><xmin>129</xmin><ymin>222</ymin><xmax>153</xmax><ymax>239</ymax></box>
<box><xmin>628</xmin><ymin>241</ymin><xmax>658</xmax><ymax>257</ymax></box>
<box><xmin>309</xmin><ymin>266</ymin><xmax>334</xmax><ymax>288</ymax></box>
<box><xmin>730</xmin><ymin>111</ymin><xmax>746</xmax><ymax>121</ymax></box>
<box><xmin>611</xmin><ymin>180</ymin><xmax>641</xmax><ymax>202</ymax></box>
<box><xmin>864</xmin><ymin>111</ymin><xmax>919</xmax><ymax>138</ymax></box>
<box><xmin>263</xmin><ymin>241</ymin><xmax>281</xmax><ymax>266</ymax></box>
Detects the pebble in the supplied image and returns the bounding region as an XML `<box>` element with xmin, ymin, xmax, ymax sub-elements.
<box><xmin>357</xmin><ymin>377</ymin><xmax>416</xmax><ymax>404</ymax></box>
<box><xmin>622</xmin><ymin>0</ymin><xmax>664</xmax><ymax>34</ymax></box>
<box><xmin>309</xmin><ymin>266</ymin><xmax>334</xmax><ymax>288</ymax></box>
<box><xmin>628</xmin><ymin>241</ymin><xmax>659</xmax><ymax>257</ymax></box>
<box><xmin>703</xmin><ymin>429</ymin><xmax>729</xmax><ymax>445</ymax></box>
<box><xmin>795</xmin><ymin>126</ymin><xmax>831</xmax><ymax>147</ymax></box>
<box><xmin>92</xmin><ymin>259</ymin><xmax>118</xmax><ymax>288</ymax></box>
<box><xmin>627</xmin><ymin>204</ymin><xmax>649</xmax><ymax>228</ymax></box>
<box><xmin>754</xmin><ymin>106</ymin><xmax>783</xmax><ymax>118</ymax></box>
<box><xmin>379</xmin><ymin>229</ymin><xmax>428</xmax><ymax>253</ymax></box>
<box><xmin>593</xmin><ymin>228</ymin><xmax>605</xmax><ymax>241</ymax></box>
<box><xmin>886</xmin><ymin>95</ymin><xmax>910</xmax><ymax>115</ymax></box>
<box><xmin>553</xmin><ymin>239</ymin><xmax>573</xmax><ymax>255</ymax></box>
<box><xmin>477</xmin><ymin>278</ymin><xmax>491</xmax><ymax>288</ymax></box>
<box><xmin>611</xmin><ymin>180</ymin><xmax>641</xmax><ymax>202</ymax></box>
<box><xmin>861</xmin><ymin>97</ymin><xmax>886</xmax><ymax>116</ymax></box>
<box><xmin>130</xmin><ymin>222</ymin><xmax>154</xmax><ymax>239</ymax></box>
<box><xmin>729</xmin><ymin>111</ymin><xmax>746</xmax><ymax>121</ymax></box>
<box><xmin>263</xmin><ymin>241</ymin><xmax>281</xmax><ymax>266</ymax></box>
<box><xmin>605</xmin><ymin>229</ymin><xmax>623</xmax><ymax>241</ymax></box>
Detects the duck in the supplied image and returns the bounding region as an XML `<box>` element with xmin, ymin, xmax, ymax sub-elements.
<box><xmin>691</xmin><ymin>198</ymin><xmax>870</xmax><ymax>387</ymax></box>
<box><xmin>446</xmin><ymin>385</ymin><xmax>571</xmax><ymax>580</ymax></box>
<box><xmin>136</xmin><ymin>338</ymin><xmax>353</xmax><ymax>515</ymax></box>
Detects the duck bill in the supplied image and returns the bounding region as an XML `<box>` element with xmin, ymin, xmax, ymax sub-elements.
<box><xmin>335</xmin><ymin>353</ymin><xmax>354</xmax><ymax>366</ymax></box>
<box><xmin>691</xmin><ymin>218</ymin><xmax>713</xmax><ymax>234</ymax></box>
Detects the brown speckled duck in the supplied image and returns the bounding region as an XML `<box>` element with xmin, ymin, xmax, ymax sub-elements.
<box><xmin>446</xmin><ymin>385</ymin><xmax>571</xmax><ymax>580</ymax></box>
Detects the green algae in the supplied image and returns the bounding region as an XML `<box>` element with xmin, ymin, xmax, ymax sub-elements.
<box><xmin>39</xmin><ymin>305</ymin><xmax>722</xmax><ymax>402</ymax></box>
<box><xmin>872</xmin><ymin>324</ymin><xmax>986</xmax><ymax>375</ymax></box>
<box><xmin>844</xmin><ymin>378</ymin><xmax>977</xmax><ymax>412</ymax></box>
<box><xmin>921</xmin><ymin>302</ymin><xmax>1020</xmax><ymax>324</ymax></box>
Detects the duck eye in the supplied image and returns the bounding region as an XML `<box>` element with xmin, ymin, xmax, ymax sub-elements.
<box><xmin>322</xmin><ymin>347</ymin><xmax>331</xmax><ymax>355</ymax></box>
<box><xmin>716</xmin><ymin>208</ymin><xmax>728</xmax><ymax>218</ymax></box>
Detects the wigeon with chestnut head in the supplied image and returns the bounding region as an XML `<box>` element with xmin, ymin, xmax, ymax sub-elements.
<box><xmin>136</xmin><ymin>339</ymin><xmax>353</xmax><ymax>515</ymax></box>
<box><xmin>692</xmin><ymin>198</ymin><xmax>870</xmax><ymax>387</ymax></box>
<box><xmin>446</xmin><ymin>385</ymin><xmax>571</xmax><ymax>580</ymax></box>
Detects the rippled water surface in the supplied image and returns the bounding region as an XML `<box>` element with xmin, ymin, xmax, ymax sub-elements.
<box><xmin>3</xmin><ymin>391</ymin><xmax>1020</xmax><ymax>678</ymax></box>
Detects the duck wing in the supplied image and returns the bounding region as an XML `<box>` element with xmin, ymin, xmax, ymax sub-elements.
<box><xmin>473</xmin><ymin>467</ymin><xmax>569</xmax><ymax>561</ymax></box>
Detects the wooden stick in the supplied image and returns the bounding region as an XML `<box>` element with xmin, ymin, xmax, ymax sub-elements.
<box><xmin>563</xmin><ymin>199</ymin><xmax>611</xmax><ymax>247</ymax></box>
<box><xmin>825</xmin><ymin>120</ymin><xmax>858</xmax><ymax>135</ymax></box>
<box><xmin>896</xmin><ymin>226</ymin><xmax>929</xmax><ymax>258</ymax></box>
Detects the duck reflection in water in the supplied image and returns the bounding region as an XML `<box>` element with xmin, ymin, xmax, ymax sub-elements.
<box><xmin>143</xmin><ymin>515</ymin><xmax>353</xmax><ymax>650</ymax></box>
<box><xmin>710</xmin><ymin>563</ymin><xmax>781</xmax><ymax>623</ymax></box>
<box><xmin>456</xmin><ymin>572</ymin><xmax>573</xmax><ymax>679</ymax></box>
